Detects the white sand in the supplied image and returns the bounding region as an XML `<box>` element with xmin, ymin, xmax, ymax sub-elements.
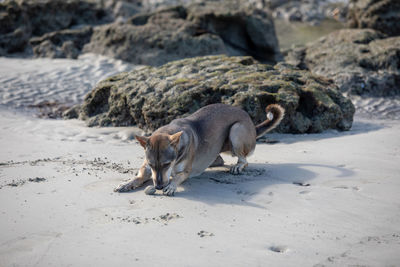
<box><xmin>1</xmin><ymin>55</ymin><xmax>400</xmax><ymax>267</ymax></box>
<box><xmin>0</xmin><ymin>54</ymin><xmax>135</xmax><ymax>110</ymax></box>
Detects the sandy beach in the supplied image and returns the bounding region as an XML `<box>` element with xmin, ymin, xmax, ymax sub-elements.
<box><xmin>0</xmin><ymin>55</ymin><xmax>399</xmax><ymax>266</ymax></box>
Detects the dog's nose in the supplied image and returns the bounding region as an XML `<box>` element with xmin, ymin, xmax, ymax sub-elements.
<box><xmin>155</xmin><ymin>184</ymin><xmax>163</xmax><ymax>190</ymax></box>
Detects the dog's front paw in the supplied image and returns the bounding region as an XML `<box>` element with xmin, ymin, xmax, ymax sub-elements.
<box><xmin>114</xmin><ymin>179</ymin><xmax>141</xmax><ymax>192</ymax></box>
<box><xmin>163</xmin><ymin>182</ymin><xmax>177</xmax><ymax>196</ymax></box>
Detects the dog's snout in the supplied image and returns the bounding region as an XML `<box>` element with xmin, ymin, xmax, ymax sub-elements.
<box><xmin>155</xmin><ymin>172</ymin><xmax>164</xmax><ymax>190</ymax></box>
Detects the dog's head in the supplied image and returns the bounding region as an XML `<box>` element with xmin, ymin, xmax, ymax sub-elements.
<box><xmin>135</xmin><ymin>132</ymin><xmax>182</xmax><ymax>190</ymax></box>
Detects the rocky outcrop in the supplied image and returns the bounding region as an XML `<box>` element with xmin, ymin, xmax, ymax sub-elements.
<box><xmin>1</xmin><ymin>0</ymin><xmax>281</xmax><ymax>64</ymax></box>
<box><xmin>113</xmin><ymin>0</ymin><xmax>349</xmax><ymax>25</ymax></box>
<box><xmin>30</xmin><ymin>26</ymin><xmax>93</xmax><ymax>59</ymax></box>
<box><xmin>0</xmin><ymin>1</ymin><xmax>29</xmax><ymax>55</ymax></box>
<box><xmin>285</xmin><ymin>29</ymin><xmax>400</xmax><ymax>96</ymax></box>
<box><xmin>71</xmin><ymin>55</ymin><xmax>355</xmax><ymax>134</ymax></box>
<box><xmin>0</xmin><ymin>0</ymin><xmax>110</xmax><ymax>56</ymax></box>
<box><xmin>83</xmin><ymin>3</ymin><xmax>281</xmax><ymax>65</ymax></box>
<box><xmin>347</xmin><ymin>0</ymin><xmax>400</xmax><ymax>36</ymax></box>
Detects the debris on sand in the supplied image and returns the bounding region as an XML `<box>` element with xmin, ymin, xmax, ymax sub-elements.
<box><xmin>197</xmin><ymin>230</ymin><xmax>214</xmax><ymax>238</ymax></box>
<box><xmin>28</xmin><ymin>177</ymin><xmax>47</xmax><ymax>183</ymax></box>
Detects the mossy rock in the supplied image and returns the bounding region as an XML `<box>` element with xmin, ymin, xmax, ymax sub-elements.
<box><xmin>75</xmin><ymin>55</ymin><xmax>355</xmax><ymax>134</ymax></box>
<box><xmin>285</xmin><ymin>29</ymin><xmax>400</xmax><ymax>96</ymax></box>
<box><xmin>347</xmin><ymin>0</ymin><xmax>400</xmax><ymax>37</ymax></box>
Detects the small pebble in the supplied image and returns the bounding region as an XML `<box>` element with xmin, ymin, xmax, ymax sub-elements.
<box><xmin>144</xmin><ymin>185</ymin><xmax>156</xmax><ymax>195</ymax></box>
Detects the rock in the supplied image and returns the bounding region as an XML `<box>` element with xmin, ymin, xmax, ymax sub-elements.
<box><xmin>347</xmin><ymin>0</ymin><xmax>400</xmax><ymax>36</ymax></box>
<box><xmin>30</xmin><ymin>40</ymin><xmax>63</xmax><ymax>58</ymax></box>
<box><xmin>30</xmin><ymin>26</ymin><xmax>93</xmax><ymax>59</ymax></box>
<box><xmin>75</xmin><ymin>55</ymin><xmax>355</xmax><ymax>133</ymax></box>
<box><xmin>285</xmin><ymin>29</ymin><xmax>400</xmax><ymax>96</ymax></box>
<box><xmin>19</xmin><ymin>0</ymin><xmax>109</xmax><ymax>36</ymax></box>
<box><xmin>1</xmin><ymin>0</ymin><xmax>281</xmax><ymax>63</ymax></box>
<box><xmin>0</xmin><ymin>1</ymin><xmax>29</xmax><ymax>54</ymax></box>
<box><xmin>0</xmin><ymin>0</ymin><xmax>110</xmax><ymax>56</ymax></box>
<box><xmin>0</xmin><ymin>27</ymin><xmax>30</xmax><ymax>55</ymax></box>
<box><xmin>63</xmin><ymin>104</ymin><xmax>81</xmax><ymax>119</ymax></box>
<box><xmin>83</xmin><ymin>3</ymin><xmax>282</xmax><ymax>65</ymax></box>
<box><xmin>144</xmin><ymin>185</ymin><xmax>156</xmax><ymax>195</ymax></box>
<box><xmin>269</xmin><ymin>0</ymin><xmax>349</xmax><ymax>25</ymax></box>
<box><xmin>132</xmin><ymin>0</ymin><xmax>269</xmax><ymax>13</ymax></box>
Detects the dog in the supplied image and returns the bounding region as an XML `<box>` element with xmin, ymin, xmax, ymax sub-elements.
<box><xmin>114</xmin><ymin>103</ymin><xmax>284</xmax><ymax>196</ymax></box>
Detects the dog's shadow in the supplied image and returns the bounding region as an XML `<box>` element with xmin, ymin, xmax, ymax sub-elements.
<box><xmin>174</xmin><ymin>163</ymin><xmax>354</xmax><ymax>209</ymax></box>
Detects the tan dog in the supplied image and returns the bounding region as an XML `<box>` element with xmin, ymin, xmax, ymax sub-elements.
<box><xmin>114</xmin><ymin>103</ymin><xmax>284</xmax><ymax>196</ymax></box>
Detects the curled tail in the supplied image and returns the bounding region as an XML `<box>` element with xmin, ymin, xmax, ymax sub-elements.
<box><xmin>256</xmin><ymin>104</ymin><xmax>285</xmax><ymax>138</ymax></box>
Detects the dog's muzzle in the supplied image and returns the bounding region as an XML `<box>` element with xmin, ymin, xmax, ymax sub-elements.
<box><xmin>155</xmin><ymin>172</ymin><xmax>164</xmax><ymax>190</ymax></box>
<box><xmin>155</xmin><ymin>184</ymin><xmax>164</xmax><ymax>190</ymax></box>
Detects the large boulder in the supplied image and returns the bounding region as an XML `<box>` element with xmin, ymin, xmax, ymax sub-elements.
<box><xmin>0</xmin><ymin>1</ymin><xmax>30</xmax><ymax>55</ymax></box>
<box><xmin>347</xmin><ymin>0</ymin><xmax>400</xmax><ymax>36</ymax></box>
<box><xmin>83</xmin><ymin>3</ymin><xmax>282</xmax><ymax>65</ymax></box>
<box><xmin>285</xmin><ymin>29</ymin><xmax>400</xmax><ymax>96</ymax></box>
<box><xmin>1</xmin><ymin>0</ymin><xmax>281</xmax><ymax>64</ymax></box>
<box><xmin>73</xmin><ymin>55</ymin><xmax>355</xmax><ymax>134</ymax></box>
<box><xmin>0</xmin><ymin>0</ymin><xmax>110</xmax><ymax>56</ymax></box>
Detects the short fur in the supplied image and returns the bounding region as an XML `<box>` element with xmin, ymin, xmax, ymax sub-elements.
<box><xmin>114</xmin><ymin>103</ymin><xmax>285</xmax><ymax>195</ymax></box>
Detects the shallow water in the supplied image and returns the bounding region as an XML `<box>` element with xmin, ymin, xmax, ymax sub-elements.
<box><xmin>275</xmin><ymin>19</ymin><xmax>345</xmax><ymax>51</ymax></box>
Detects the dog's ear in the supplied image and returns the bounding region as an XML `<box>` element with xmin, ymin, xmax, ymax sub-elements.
<box><xmin>135</xmin><ymin>135</ymin><xmax>149</xmax><ymax>148</ymax></box>
<box><xmin>169</xmin><ymin>131</ymin><xmax>183</xmax><ymax>147</ymax></box>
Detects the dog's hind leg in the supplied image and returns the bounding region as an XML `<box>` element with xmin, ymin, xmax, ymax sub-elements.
<box><xmin>114</xmin><ymin>160</ymin><xmax>152</xmax><ymax>192</ymax></box>
<box><xmin>228</xmin><ymin>122</ymin><xmax>256</xmax><ymax>175</ymax></box>
<box><xmin>230</xmin><ymin>156</ymin><xmax>248</xmax><ymax>175</ymax></box>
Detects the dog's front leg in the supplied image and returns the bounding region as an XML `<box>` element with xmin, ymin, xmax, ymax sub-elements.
<box><xmin>114</xmin><ymin>160</ymin><xmax>151</xmax><ymax>192</ymax></box>
<box><xmin>163</xmin><ymin>171</ymin><xmax>189</xmax><ymax>196</ymax></box>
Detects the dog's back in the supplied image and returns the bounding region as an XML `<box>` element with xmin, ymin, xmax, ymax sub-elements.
<box><xmin>178</xmin><ymin>103</ymin><xmax>256</xmax><ymax>146</ymax></box>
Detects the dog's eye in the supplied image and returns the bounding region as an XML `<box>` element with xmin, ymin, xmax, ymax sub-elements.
<box><xmin>162</xmin><ymin>162</ymin><xmax>171</xmax><ymax>168</ymax></box>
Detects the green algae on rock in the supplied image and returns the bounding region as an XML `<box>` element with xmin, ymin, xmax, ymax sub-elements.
<box><xmin>73</xmin><ymin>55</ymin><xmax>355</xmax><ymax>134</ymax></box>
